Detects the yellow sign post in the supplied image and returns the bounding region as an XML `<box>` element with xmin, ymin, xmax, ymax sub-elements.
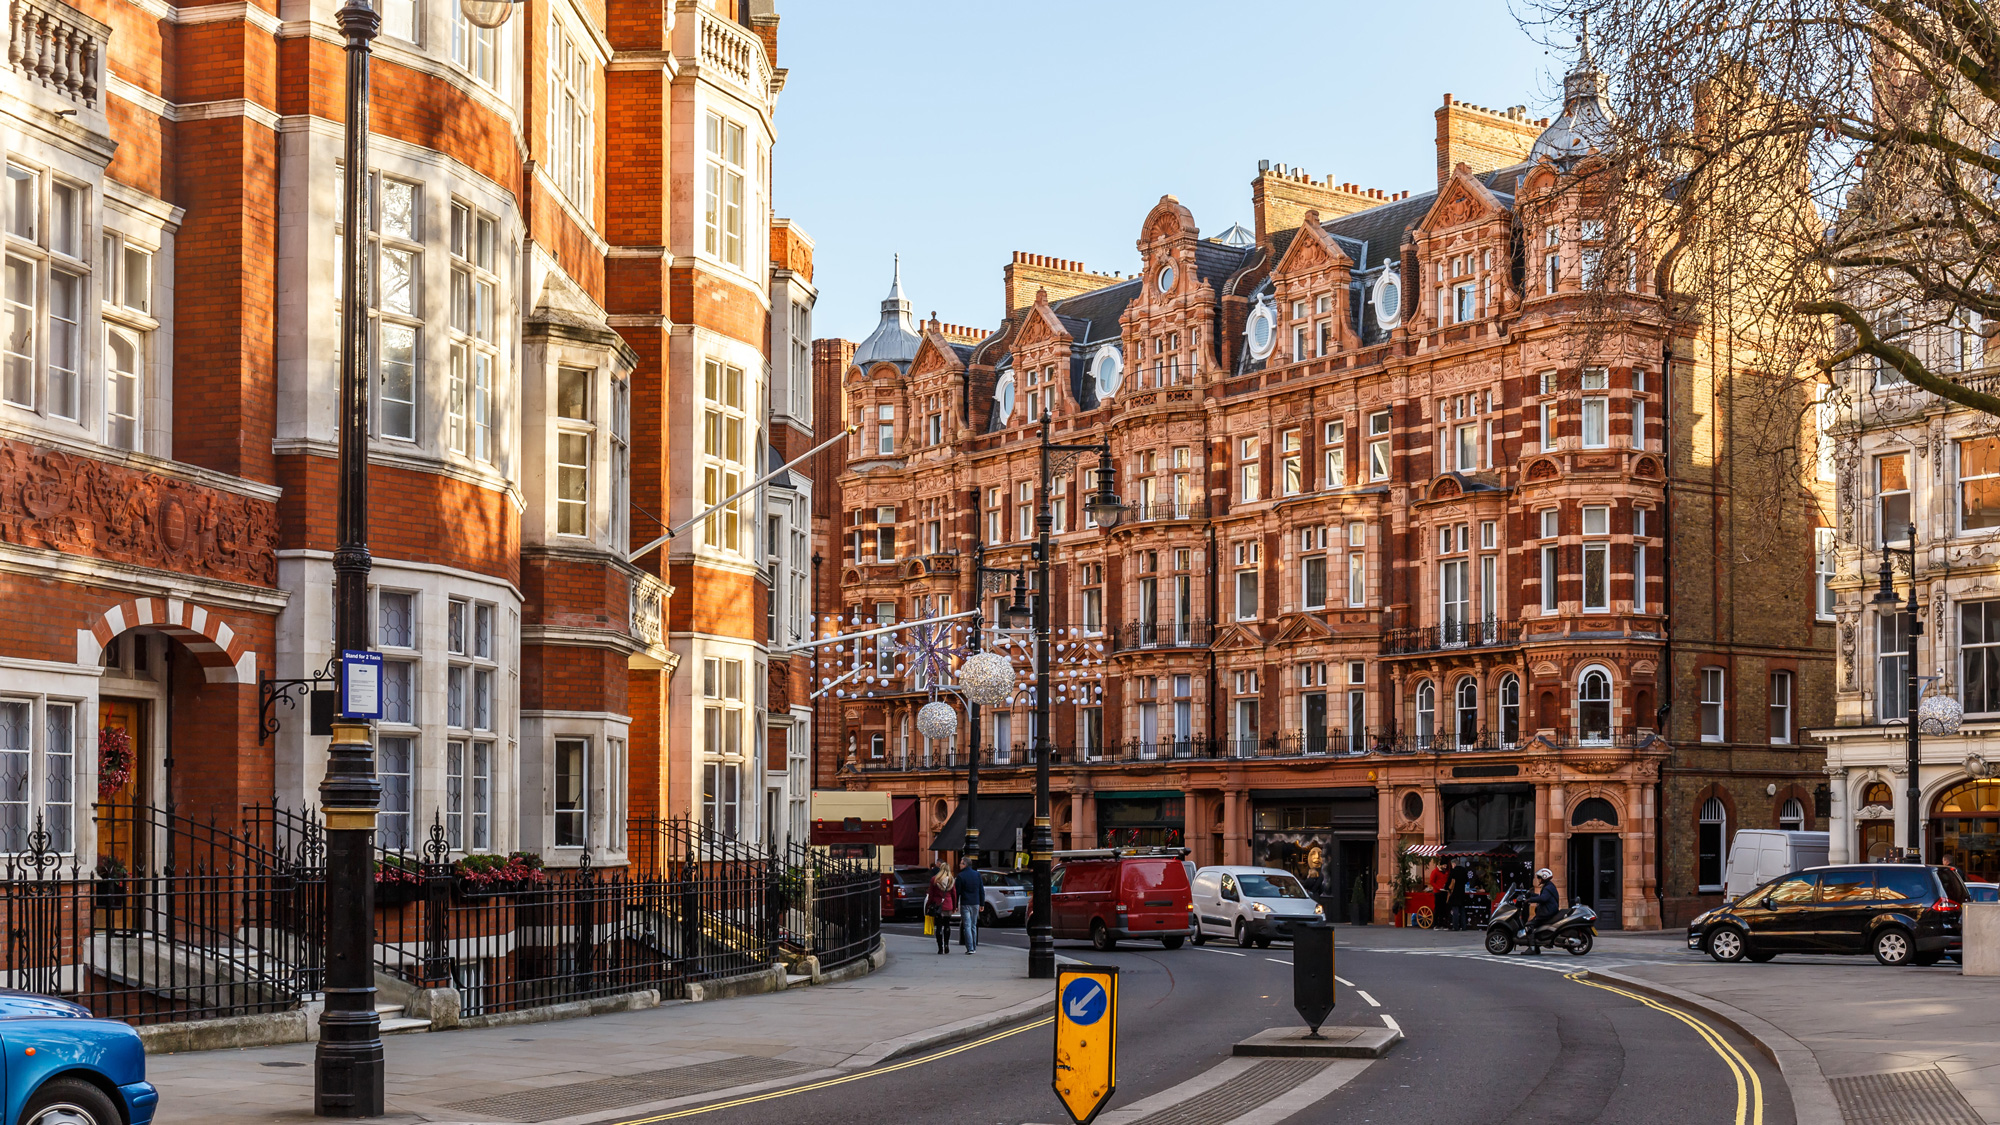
<box><xmin>1052</xmin><ymin>966</ymin><xmax>1118</xmax><ymax>1125</ymax></box>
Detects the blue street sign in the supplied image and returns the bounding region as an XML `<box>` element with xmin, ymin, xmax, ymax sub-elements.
<box><xmin>341</xmin><ymin>650</ymin><xmax>383</xmax><ymax>720</ymax></box>
<box><xmin>1061</xmin><ymin>977</ymin><xmax>1109</xmax><ymax>1027</ymax></box>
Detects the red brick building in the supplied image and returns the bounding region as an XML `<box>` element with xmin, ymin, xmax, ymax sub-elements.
<box><xmin>814</xmin><ymin>61</ymin><xmax>1831</xmax><ymax>927</ymax></box>
<box><xmin>0</xmin><ymin>0</ymin><xmax>807</xmax><ymax>871</ymax></box>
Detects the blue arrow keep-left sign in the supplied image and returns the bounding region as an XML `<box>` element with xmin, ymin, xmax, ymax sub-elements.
<box><xmin>1062</xmin><ymin>977</ymin><xmax>1108</xmax><ymax>1026</ymax></box>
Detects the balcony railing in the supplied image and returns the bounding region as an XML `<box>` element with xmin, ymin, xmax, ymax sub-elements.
<box><xmin>1129</xmin><ymin>500</ymin><xmax>1209</xmax><ymax>523</ymax></box>
<box><xmin>1382</xmin><ymin>618</ymin><xmax>1522</xmax><ymax>655</ymax></box>
<box><xmin>1112</xmin><ymin>619</ymin><xmax>1213</xmax><ymax>652</ymax></box>
<box><xmin>5</xmin><ymin>0</ymin><xmax>105</xmax><ymax>110</ymax></box>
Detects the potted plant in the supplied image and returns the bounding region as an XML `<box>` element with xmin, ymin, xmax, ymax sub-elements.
<box><xmin>94</xmin><ymin>855</ymin><xmax>129</xmax><ymax>911</ymax></box>
<box><xmin>374</xmin><ymin>856</ymin><xmax>425</xmax><ymax>906</ymax></box>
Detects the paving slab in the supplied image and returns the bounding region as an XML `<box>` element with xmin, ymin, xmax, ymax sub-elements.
<box><xmin>148</xmin><ymin>935</ymin><xmax>1053</xmax><ymax>1123</ymax></box>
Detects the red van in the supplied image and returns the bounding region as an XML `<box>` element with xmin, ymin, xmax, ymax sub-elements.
<box><xmin>1051</xmin><ymin>849</ymin><xmax>1195</xmax><ymax>951</ymax></box>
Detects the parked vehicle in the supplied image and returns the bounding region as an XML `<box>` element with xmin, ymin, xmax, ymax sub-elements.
<box><xmin>1687</xmin><ymin>864</ymin><xmax>1970</xmax><ymax>966</ymax></box>
<box><xmin>1190</xmin><ymin>866</ymin><xmax>1325</xmax><ymax>948</ymax></box>
<box><xmin>978</xmin><ymin>868</ymin><xmax>1031</xmax><ymax>926</ymax></box>
<box><xmin>1051</xmin><ymin>848</ymin><xmax>1195</xmax><ymax>951</ymax></box>
<box><xmin>882</xmin><ymin>866</ymin><xmax>932</xmax><ymax>922</ymax></box>
<box><xmin>1484</xmin><ymin>888</ymin><xmax>1597</xmax><ymax>956</ymax></box>
<box><xmin>1722</xmin><ymin>830</ymin><xmax>1830</xmax><ymax>902</ymax></box>
<box><xmin>1183</xmin><ymin>859</ymin><xmax>1205</xmax><ymax>945</ymax></box>
<box><xmin>1967</xmin><ymin>882</ymin><xmax>1999</xmax><ymax>903</ymax></box>
<box><xmin>0</xmin><ymin>989</ymin><xmax>158</xmax><ymax>1125</ymax></box>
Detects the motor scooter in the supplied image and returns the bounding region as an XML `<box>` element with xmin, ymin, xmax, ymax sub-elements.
<box><xmin>1484</xmin><ymin>887</ymin><xmax>1596</xmax><ymax>956</ymax></box>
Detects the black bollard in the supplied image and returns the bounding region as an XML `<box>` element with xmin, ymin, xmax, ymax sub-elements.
<box><xmin>1293</xmin><ymin>922</ymin><xmax>1336</xmax><ymax>1037</ymax></box>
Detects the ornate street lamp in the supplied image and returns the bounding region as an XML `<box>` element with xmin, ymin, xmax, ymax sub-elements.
<box><xmin>1870</xmin><ymin>521</ymin><xmax>1961</xmax><ymax>861</ymax></box>
<box><xmin>1026</xmin><ymin>415</ymin><xmax>1120</xmax><ymax>979</ymax></box>
<box><xmin>316</xmin><ymin>0</ymin><xmax>521</xmax><ymax>1114</ymax></box>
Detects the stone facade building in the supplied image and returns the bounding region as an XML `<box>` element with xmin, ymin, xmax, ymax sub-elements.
<box><xmin>0</xmin><ymin>0</ymin><xmax>808</xmax><ymax>873</ymax></box>
<box><xmin>1817</xmin><ymin>323</ymin><xmax>2000</xmax><ymax>885</ymax></box>
<box><xmin>814</xmin><ymin>57</ymin><xmax>1831</xmax><ymax>927</ymax></box>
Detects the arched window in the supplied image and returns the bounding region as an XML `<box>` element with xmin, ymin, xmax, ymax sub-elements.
<box><xmin>1415</xmin><ymin>680</ymin><xmax>1436</xmax><ymax>747</ymax></box>
<box><xmin>1578</xmin><ymin>667</ymin><xmax>1612</xmax><ymax>744</ymax></box>
<box><xmin>106</xmin><ymin>329</ymin><xmax>141</xmax><ymax>452</ymax></box>
<box><xmin>1862</xmin><ymin>781</ymin><xmax>1894</xmax><ymax>808</ymax></box>
<box><xmin>1698</xmin><ymin>797</ymin><xmax>1727</xmax><ymax>890</ymax></box>
<box><xmin>1499</xmin><ymin>674</ymin><xmax>1521</xmax><ymax>745</ymax></box>
<box><xmin>1455</xmin><ymin>677</ymin><xmax>1479</xmax><ymax>747</ymax></box>
<box><xmin>1778</xmin><ymin>797</ymin><xmax>1805</xmax><ymax>831</ymax></box>
<box><xmin>1571</xmin><ymin>796</ymin><xmax>1620</xmax><ymax>827</ymax></box>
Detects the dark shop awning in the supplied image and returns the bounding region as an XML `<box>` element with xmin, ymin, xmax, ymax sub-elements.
<box><xmin>931</xmin><ymin>796</ymin><xmax>1036</xmax><ymax>853</ymax></box>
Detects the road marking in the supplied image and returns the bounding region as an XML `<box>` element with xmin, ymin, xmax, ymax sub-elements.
<box><xmin>606</xmin><ymin>1016</ymin><xmax>1056</xmax><ymax>1123</ymax></box>
<box><xmin>1568</xmin><ymin>973</ymin><xmax>1762</xmax><ymax>1125</ymax></box>
<box><xmin>1199</xmin><ymin>947</ymin><xmax>1247</xmax><ymax>957</ymax></box>
<box><xmin>1381</xmin><ymin>1014</ymin><xmax>1400</xmax><ymax>1033</ymax></box>
<box><xmin>1265</xmin><ymin>957</ymin><xmax>1291</xmax><ymax>966</ymax></box>
<box><xmin>1334</xmin><ymin>975</ymin><xmax>1354</xmax><ymax>987</ymax></box>
<box><xmin>1355</xmin><ymin>990</ymin><xmax>1380</xmax><ymax>1007</ymax></box>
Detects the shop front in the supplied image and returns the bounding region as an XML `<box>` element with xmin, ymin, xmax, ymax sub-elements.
<box><xmin>1440</xmin><ymin>783</ymin><xmax>1537</xmax><ymax>877</ymax></box>
<box><xmin>1931</xmin><ymin>779</ymin><xmax>2000</xmax><ymax>883</ymax></box>
<box><xmin>1249</xmin><ymin>788</ymin><xmax>1377</xmax><ymax>921</ymax></box>
<box><xmin>1096</xmin><ymin>792</ymin><xmax>1186</xmax><ymax>849</ymax></box>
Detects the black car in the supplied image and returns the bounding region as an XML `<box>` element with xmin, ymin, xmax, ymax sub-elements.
<box><xmin>1686</xmin><ymin>863</ymin><xmax>1970</xmax><ymax>966</ymax></box>
<box><xmin>883</xmin><ymin>866</ymin><xmax>933</xmax><ymax>921</ymax></box>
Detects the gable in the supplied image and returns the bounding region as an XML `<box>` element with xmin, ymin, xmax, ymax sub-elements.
<box><xmin>1273</xmin><ymin>613</ymin><xmax>1335</xmax><ymax>646</ymax></box>
<box><xmin>1273</xmin><ymin>210</ymin><xmax>1353</xmax><ymax>277</ymax></box>
<box><xmin>909</xmin><ymin>331</ymin><xmax>966</xmax><ymax>380</ymax></box>
<box><xmin>1011</xmin><ymin>296</ymin><xmax>1072</xmax><ymax>352</ymax></box>
<box><xmin>1419</xmin><ymin>167</ymin><xmax>1507</xmax><ymax>233</ymax></box>
<box><xmin>1210</xmin><ymin>623</ymin><xmax>1268</xmax><ymax>652</ymax></box>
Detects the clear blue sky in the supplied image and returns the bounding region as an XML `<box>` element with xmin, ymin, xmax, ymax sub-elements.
<box><xmin>772</xmin><ymin>2</ymin><xmax>1571</xmax><ymax>344</ymax></box>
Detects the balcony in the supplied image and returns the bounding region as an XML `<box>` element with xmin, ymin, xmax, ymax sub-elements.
<box><xmin>1111</xmin><ymin>619</ymin><xmax>1213</xmax><ymax>653</ymax></box>
<box><xmin>1382</xmin><ymin>618</ymin><xmax>1522</xmax><ymax>655</ymax></box>
<box><xmin>5</xmin><ymin>0</ymin><xmax>105</xmax><ymax>112</ymax></box>
<box><xmin>917</xmin><ymin>552</ymin><xmax>960</xmax><ymax>576</ymax></box>
<box><xmin>1127</xmin><ymin>500</ymin><xmax>1209</xmax><ymax>523</ymax></box>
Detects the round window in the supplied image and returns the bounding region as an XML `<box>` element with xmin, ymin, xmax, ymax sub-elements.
<box><xmin>1245</xmin><ymin>302</ymin><xmax>1277</xmax><ymax>360</ymax></box>
<box><xmin>1157</xmin><ymin>263</ymin><xmax>1177</xmax><ymax>293</ymax></box>
<box><xmin>1093</xmin><ymin>345</ymin><xmax>1122</xmax><ymax>398</ymax></box>
<box><xmin>994</xmin><ymin>371</ymin><xmax>1016</xmax><ymax>421</ymax></box>
<box><xmin>1374</xmin><ymin>271</ymin><xmax>1403</xmax><ymax>328</ymax></box>
<box><xmin>1401</xmin><ymin>792</ymin><xmax>1423</xmax><ymax>821</ymax></box>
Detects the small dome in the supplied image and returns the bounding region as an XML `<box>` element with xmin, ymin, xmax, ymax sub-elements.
<box><xmin>1531</xmin><ymin>19</ymin><xmax>1615</xmax><ymax>165</ymax></box>
<box><xmin>1211</xmin><ymin>222</ymin><xmax>1255</xmax><ymax>248</ymax></box>
<box><xmin>852</xmin><ymin>256</ymin><xmax>921</xmax><ymax>369</ymax></box>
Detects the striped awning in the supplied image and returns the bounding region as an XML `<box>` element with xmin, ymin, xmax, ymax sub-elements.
<box><xmin>1405</xmin><ymin>844</ymin><xmax>1445</xmax><ymax>857</ymax></box>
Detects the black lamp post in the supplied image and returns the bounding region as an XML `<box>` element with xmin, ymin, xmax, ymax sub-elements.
<box><xmin>316</xmin><ymin>0</ymin><xmax>520</xmax><ymax>1113</ymax></box>
<box><xmin>1871</xmin><ymin>521</ymin><xmax>1923</xmax><ymax>858</ymax></box>
<box><xmin>1027</xmin><ymin>415</ymin><xmax>1122</xmax><ymax>980</ymax></box>
<box><xmin>964</xmin><ymin>540</ymin><xmax>1029</xmax><ymax>866</ymax></box>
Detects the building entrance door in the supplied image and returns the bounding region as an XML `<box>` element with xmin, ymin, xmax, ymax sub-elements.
<box><xmin>1567</xmin><ymin>833</ymin><xmax>1621</xmax><ymax>930</ymax></box>
<box><xmin>1336</xmin><ymin>840</ymin><xmax>1374</xmax><ymax>923</ymax></box>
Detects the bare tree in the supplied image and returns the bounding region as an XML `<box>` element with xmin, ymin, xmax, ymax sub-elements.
<box><xmin>1524</xmin><ymin>0</ymin><xmax>2000</xmax><ymax>419</ymax></box>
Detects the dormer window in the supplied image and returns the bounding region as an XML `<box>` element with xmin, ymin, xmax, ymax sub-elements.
<box><xmin>994</xmin><ymin>370</ymin><xmax>1015</xmax><ymax>423</ymax></box>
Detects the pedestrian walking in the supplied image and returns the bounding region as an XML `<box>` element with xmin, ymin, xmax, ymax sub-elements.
<box><xmin>1446</xmin><ymin>861</ymin><xmax>1470</xmax><ymax>931</ymax></box>
<box><xmin>924</xmin><ymin>863</ymin><xmax>957</xmax><ymax>954</ymax></box>
<box><xmin>955</xmin><ymin>857</ymin><xmax>985</xmax><ymax>954</ymax></box>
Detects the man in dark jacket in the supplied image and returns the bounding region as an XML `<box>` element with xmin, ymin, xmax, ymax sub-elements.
<box><xmin>1518</xmin><ymin>868</ymin><xmax>1561</xmax><ymax>953</ymax></box>
<box><xmin>1445</xmin><ymin>861</ymin><xmax>1470</xmax><ymax>931</ymax></box>
<box><xmin>955</xmin><ymin>858</ymin><xmax>985</xmax><ymax>953</ymax></box>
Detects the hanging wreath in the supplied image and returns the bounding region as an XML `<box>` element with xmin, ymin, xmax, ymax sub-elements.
<box><xmin>97</xmin><ymin>726</ymin><xmax>134</xmax><ymax>801</ymax></box>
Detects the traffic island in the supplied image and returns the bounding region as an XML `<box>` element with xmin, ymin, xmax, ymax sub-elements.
<box><xmin>1233</xmin><ymin>1025</ymin><xmax>1401</xmax><ymax>1058</ymax></box>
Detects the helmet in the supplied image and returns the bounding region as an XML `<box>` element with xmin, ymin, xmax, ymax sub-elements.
<box><xmin>1536</xmin><ymin>868</ymin><xmax>1553</xmax><ymax>880</ymax></box>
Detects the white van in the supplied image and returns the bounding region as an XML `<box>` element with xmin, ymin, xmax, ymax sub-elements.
<box><xmin>1190</xmin><ymin>866</ymin><xmax>1325</xmax><ymax>948</ymax></box>
<box><xmin>1722</xmin><ymin>830</ymin><xmax>1830</xmax><ymax>902</ymax></box>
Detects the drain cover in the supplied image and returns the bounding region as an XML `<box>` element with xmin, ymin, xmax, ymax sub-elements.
<box><xmin>440</xmin><ymin>1056</ymin><xmax>816</xmax><ymax>1122</ymax></box>
<box><xmin>1125</xmin><ymin>1059</ymin><xmax>1329</xmax><ymax>1125</ymax></box>
<box><xmin>1830</xmin><ymin>1068</ymin><xmax>1984</xmax><ymax>1125</ymax></box>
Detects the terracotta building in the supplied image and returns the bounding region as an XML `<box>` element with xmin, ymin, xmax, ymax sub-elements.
<box><xmin>813</xmin><ymin>56</ymin><xmax>1831</xmax><ymax>928</ymax></box>
<box><xmin>0</xmin><ymin>0</ymin><xmax>806</xmax><ymax>872</ymax></box>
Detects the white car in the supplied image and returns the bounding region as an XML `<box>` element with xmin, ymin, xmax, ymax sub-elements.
<box><xmin>1191</xmin><ymin>865</ymin><xmax>1325</xmax><ymax>948</ymax></box>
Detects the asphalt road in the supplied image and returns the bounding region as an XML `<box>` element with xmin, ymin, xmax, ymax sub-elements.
<box><xmin>622</xmin><ymin>922</ymin><xmax>1794</xmax><ymax>1125</ymax></box>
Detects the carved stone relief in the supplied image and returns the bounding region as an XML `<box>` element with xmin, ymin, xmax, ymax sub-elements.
<box><xmin>1838</xmin><ymin>615</ymin><xmax>1857</xmax><ymax>689</ymax></box>
<box><xmin>0</xmin><ymin>439</ymin><xmax>279</xmax><ymax>586</ymax></box>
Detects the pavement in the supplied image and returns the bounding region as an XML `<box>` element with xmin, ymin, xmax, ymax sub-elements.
<box><xmin>147</xmin><ymin>934</ymin><xmax>1054</xmax><ymax>1124</ymax></box>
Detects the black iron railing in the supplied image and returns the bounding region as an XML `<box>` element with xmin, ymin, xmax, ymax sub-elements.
<box><xmin>1129</xmin><ymin>500</ymin><xmax>1209</xmax><ymax>522</ymax></box>
<box><xmin>1</xmin><ymin>803</ymin><xmax>878</xmax><ymax>1028</ymax></box>
<box><xmin>1382</xmin><ymin>618</ymin><xmax>1523</xmax><ymax>654</ymax></box>
<box><xmin>1111</xmin><ymin>619</ymin><xmax>1213</xmax><ymax>652</ymax></box>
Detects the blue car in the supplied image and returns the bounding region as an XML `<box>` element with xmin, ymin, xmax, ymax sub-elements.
<box><xmin>0</xmin><ymin>991</ymin><xmax>156</xmax><ymax>1125</ymax></box>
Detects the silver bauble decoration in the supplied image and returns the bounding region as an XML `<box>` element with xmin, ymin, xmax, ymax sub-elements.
<box><xmin>961</xmin><ymin>651</ymin><xmax>1016</xmax><ymax>705</ymax></box>
<box><xmin>1919</xmin><ymin>693</ymin><xmax>1965</xmax><ymax>736</ymax></box>
<box><xmin>917</xmin><ymin>700</ymin><xmax>959</xmax><ymax>740</ymax></box>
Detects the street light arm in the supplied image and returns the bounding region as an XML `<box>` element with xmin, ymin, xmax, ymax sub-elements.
<box><xmin>627</xmin><ymin>425</ymin><xmax>855</xmax><ymax>564</ymax></box>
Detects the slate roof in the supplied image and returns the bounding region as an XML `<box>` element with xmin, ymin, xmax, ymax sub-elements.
<box><xmin>1050</xmin><ymin>278</ymin><xmax>1140</xmax><ymax>345</ymax></box>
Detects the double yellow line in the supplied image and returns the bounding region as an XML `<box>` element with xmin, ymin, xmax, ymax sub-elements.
<box><xmin>606</xmin><ymin>1016</ymin><xmax>1056</xmax><ymax>1124</ymax></box>
<box><xmin>1567</xmin><ymin>972</ymin><xmax>1763</xmax><ymax>1125</ymax></box>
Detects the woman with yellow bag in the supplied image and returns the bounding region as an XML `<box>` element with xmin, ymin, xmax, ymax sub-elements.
<box><xmin>924</xmin><ymin>863</ymin><xmax>957</xmax><ymax>954</ymax></box>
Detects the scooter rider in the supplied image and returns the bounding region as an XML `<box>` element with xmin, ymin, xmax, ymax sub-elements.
<box><xmin>1517</xmin><ymin>868</ymin><xmax>1560</xmax><ymax>953</ymax></box>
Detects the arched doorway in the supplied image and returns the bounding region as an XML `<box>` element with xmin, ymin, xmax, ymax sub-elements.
<box><xmin>1857</xmin><ymin>781</ymin><xmax>1896</xmax><ymax>863</ymax></box>
<box><xmin>1568</xmin><ymin>796</ymin><xmax>1622</xmax><ymax>929</ymax></box>
<box><xmin>1929</xmin><ymin>779</ymin><xmax>2000</xmax><ymax>883</ymax></box>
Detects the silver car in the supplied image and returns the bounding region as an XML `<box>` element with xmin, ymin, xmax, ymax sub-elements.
<box><xmin>979</xmin><ymin>869</ymin><xmax>1031</xmax><ymax>926</ymax></box>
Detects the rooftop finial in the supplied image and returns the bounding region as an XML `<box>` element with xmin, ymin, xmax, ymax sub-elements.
<box><xmin>1577</xmin><ymin>12</ymin><xmax>1594</xmax><ymax>69</ymax></box>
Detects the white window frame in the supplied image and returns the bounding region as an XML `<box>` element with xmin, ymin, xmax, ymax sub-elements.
<box><xmin>1769</xmin><ymin>671</ymin><xmax>1793</xmax><ymax>744</ymax></box>
<box><xmin>702</xmin><ymin>359</ymin><xmax>749</xmax><ymax>553</ymax></box>
<box><xmin>1700</xmin><ymin>667</ymin><xmax>1726</xmax><ymax>742</ymax></box>
<box><xmin>554</xmin><ymin>736</ymin><xmax>589</xmax><ymax>847</ymax></box>
<box><xmin>549</xmin><ymin>17</ymin><xmax>595</xmax><ymax>212</ymax></box>
<box><xmin>0</xmin><ymin>696</ymin><xmax>77</xmax><ymax>856</ymax></box>
<box><xmin>1323</xmin><ymin>420</ymin><xmax>1345</xmax><ymax>488</ymax></box>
